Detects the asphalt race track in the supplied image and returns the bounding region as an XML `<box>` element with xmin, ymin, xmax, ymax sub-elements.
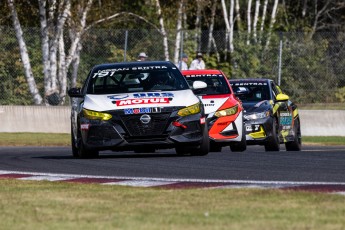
<box><xmin>0</xmin><ymin>145</ymin><xmax>344</xmax><ymax>184</ymax></box>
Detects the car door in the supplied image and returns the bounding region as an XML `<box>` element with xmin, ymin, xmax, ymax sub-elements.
<box><xmin>270</xmin><ymin>81</ymin><xmax>294</xmax><ymax>138</ymax></box>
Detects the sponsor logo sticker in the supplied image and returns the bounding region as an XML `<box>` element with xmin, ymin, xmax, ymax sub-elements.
<box><xmin>133</xmin><ymin>92</ymin><xmax>174</xmax><ymax>98</ymax></box>
<box><xmin>80</xmin><ymin>124</ymin><xmax>90</xmax><ymax>130</ymax></box>
<box><xmin>124</xmin><ymin>107</ymin><xmax>161</xmax><ymax>115</ymax></box>
<box><xmin>107</xmin><ymin>94</ymin><xmax>129</xmax><ymax>100</ymax></box>
<box><xmin>200</xmin><ymin>117</ymin><xmax>206</xmax><ymax>124</ymax></box>
<box><xmin>116</xmin><ymin>98</ymin><xmax>170</xmax><ymax>106</ymax></box>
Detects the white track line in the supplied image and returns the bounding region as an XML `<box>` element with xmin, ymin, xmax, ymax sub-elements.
<box><xmin>1</xmin><ymin>170</ymin><xmax>345</xmax><ymax>186</ymax></box>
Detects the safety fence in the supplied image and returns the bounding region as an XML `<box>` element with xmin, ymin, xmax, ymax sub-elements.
<box><xmin>0</xmin><ymin>27</ymin><xmax>344</xmax><ymax>106</ymax></box>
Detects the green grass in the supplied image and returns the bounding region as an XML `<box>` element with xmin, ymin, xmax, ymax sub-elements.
<box><xmin>0</xmin><ymin>133</ymin><xmax>70</xmax><ymax>146</ymax></box>
<box><xmin>298</xmin><ymin>103</ymin><xmax>345</xmax><ymax>110</ymax></box>
<box><xmin>0</xmin><ymin>133</ymin><xmax>344</xmax><ymax>146</ymax></box>
<box><xmin>0</xmin><ymin>179</ymin><xmax>344</xmax><ymax>230</ymax></box>
<box><xmin>303</xmin><ymin>136</ymin><xmax>345</xmax><ymax>146</ymax></box>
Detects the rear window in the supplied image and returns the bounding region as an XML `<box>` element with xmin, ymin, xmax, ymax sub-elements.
<box><xmin>86</xmin><ymin>67</ymin><xmax>189</xmax><ymax>94</ymax></box>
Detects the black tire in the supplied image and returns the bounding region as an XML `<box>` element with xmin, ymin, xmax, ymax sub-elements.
<box><xmin>190</xmin><ymin>125</ymin><xmax>210</xmax><ymax>156</ymax></box>
<box><xmin>78</xmin><ymin>140</ymin><xmax>99</xmax><ymax>159</ymax></box>
<box><xmin>285</xmin><ymin>118</ymin><xmax>302</xmax><ymax>151</ymax></box>
<box><xmin>73</xmin><ymin>126</ymin><xmax>99</xmax><ymax>159</ymax></box>
<box><xmin>230</xmin><ymin>124</ymin><xmax>247</xmax><ymax>152</ymax></box>
<box><xmin>264</xmin><ymin>118</ymin><xmax>280</xmax><ymax>151</ymax></box>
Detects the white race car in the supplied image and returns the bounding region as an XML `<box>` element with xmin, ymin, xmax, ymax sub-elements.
<box><xmin>68</xmin><ymin>61</ymin><xmax>209</xmax><ymax>158</ymax></box>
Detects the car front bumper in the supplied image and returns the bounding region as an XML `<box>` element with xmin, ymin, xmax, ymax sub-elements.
<box><xmin>244</xmin><ymin>116</ymin><xmax>274</xmax><ymax>145</ymax></box>
<box><xmin>79</xmin><ymin>113</ymin><xmax>206</xmax><ymax>151</ymax></box>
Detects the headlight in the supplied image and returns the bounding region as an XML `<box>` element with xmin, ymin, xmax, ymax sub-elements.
<box><xmin>178</xmin><ymin>103</ymin><xmax>201</xmax><ymax>116</ymax></box>
<box><xmin>215</xmin><ymin>105</ymin><xmax>238</xmax><ymax>117</ymax></box>
<box><xmin>83</xmin><ymin>109</ymin><xmax>112</xmax><ymax>121</ymax></box>
<box><xmin>244</xmin><ymin>111</ymin><xmax>270</xmax><ymax>120</ymax></box>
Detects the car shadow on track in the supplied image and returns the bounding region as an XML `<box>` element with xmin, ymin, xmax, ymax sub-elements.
<box><xmin>34</xmin><ymin>150</ymin><xmax>198</xmax><ymax>160</ymax></box>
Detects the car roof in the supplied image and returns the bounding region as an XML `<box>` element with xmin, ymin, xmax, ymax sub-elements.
<box><xmin>181</xmin><ymin>69</ymin><xmax>224</xmax><ymax>75</ymax></box>
<box><xmin>91</xmin><ymin>61</ymin><xmax>178</xmax><ymax>71</ymax></box>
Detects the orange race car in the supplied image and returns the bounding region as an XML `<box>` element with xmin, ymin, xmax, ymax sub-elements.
<box><xmin>182</xmin><ymin>70</ymin><xmax>246</xmax><ymax>152</ymax></box>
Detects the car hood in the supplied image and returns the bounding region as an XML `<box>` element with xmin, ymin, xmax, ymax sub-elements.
<box><xmin>198</xmin><ymin>95</ymin><xmax>231</xmax><ymax>114</ymax></box>
<box><xmin>242</xmin><ymin>100</ymin><xmax>272</xmax><ymax>114</ymax></box>
<box><xmin>83</xmin><ymin>90</ymin><xmax>200</xmax><ymax>111</ymax></box>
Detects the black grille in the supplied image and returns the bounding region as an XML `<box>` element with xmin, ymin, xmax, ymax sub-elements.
<box><xmin>120</xmin><ymin>113</ymin><xmax>171</xmax><ymax>136</ymax></box>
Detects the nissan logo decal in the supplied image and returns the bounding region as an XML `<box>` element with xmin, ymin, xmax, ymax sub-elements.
<box><xmin>140</xmin><ymin>114</ymin><xmax>151</xmax><ymax>124</ymax></box>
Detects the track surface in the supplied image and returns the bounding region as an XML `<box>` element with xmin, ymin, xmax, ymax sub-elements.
<box><xmin>0</xmin><ymin>145</ymin><xmax>344</xmax><ymax>183</ymax></box>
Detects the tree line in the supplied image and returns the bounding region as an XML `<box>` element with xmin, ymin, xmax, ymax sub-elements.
<box><xmin>0</xmin><ymin>0</ymin><xmax>344</xmax><ymax>105</ymax></box>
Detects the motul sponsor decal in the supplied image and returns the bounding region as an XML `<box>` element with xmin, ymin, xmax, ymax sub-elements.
<box><xmin>116</xmin><ymin>98</ymin><xmax>169</xmax><ymax>106</ymax></box>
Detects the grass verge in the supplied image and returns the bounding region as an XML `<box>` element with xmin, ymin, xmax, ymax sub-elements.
<box><xmin>0</xmin><ymin>179</ymin><xmax>344</xmax><ymax>230</ymax></box>
<box><xmin>302</xmin><ymin>136</ymin><xmax>345</xmax><ymax>146</ymax></box>
<box><xmin>0</xmin><ymin>133</ymin><xmax>70</xmax><ymax>146</ymax></box>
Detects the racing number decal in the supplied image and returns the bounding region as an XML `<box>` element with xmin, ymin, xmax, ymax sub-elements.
<box><xmin>280</xmin><ymin>111</ymin><xmax>293</xmax><ymax>131</ymax></box>
<box><xmin>246</xmin><ymin>124</ymin><xmax>260</xmax><ymax>132</ymax></box>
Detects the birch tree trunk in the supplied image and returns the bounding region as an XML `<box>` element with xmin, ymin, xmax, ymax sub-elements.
<box><xmin>49</xmin><ymin>0</ymin><xmax>71</xmax><ymax>95</ymax></box>
<box><xmin>221</xmin><ymin>0</ymin><xmax>230</xmax><ymax>56</ymax></box>
<box><xmin>253</xmin><ymin>0</ymin><xmax>260</xmax><ymax>42</ymax></box>
<box><xmin>229</xmin><ymin>0</ymin><xmax>234</xmax><ymax>53</ymax></box>
<box><xmin>265</xmin><ymin>0</ymin><xmax>279</xmax><ymax>48</ymax></box>
<box><xmin>58</xmin><ymin>31</ymin><xmax>67</xmax><ymax>103</ymax></box>
<box><xmin>38</xmin><ymin>0</ymin><xmax>51</xmax><ymax>94</ymax></box>
<box><xmin>302</xmin><ymin>0</ymin><xmax>308</xmax><ymax>17</ymax></box>
<box><xmin>174</xmin><ymin>0</ymin><xmax>185</xmax><ymax>65</ymax></box>
<box><xmin>71</xmin><ymin>43</ymin><xmax>82</xmax><ymax>89</ymax></box>
<box><xmin>154</xmin><ymin>0</ymin><xmax>170</xmax><ymax>61</ymax></box>
<box><xmin>65</xmin><ymin>0</ymin><xmax>93</xmax><ymax>70</ymax></box>
<box><xmin>307</xmin><ymin>0</ymin><xmax>330</xmax><ymax>41</ymax></box>
<box><xmin>246</xmin><ymin>0</ymin><xmax>253</xmax><ymax>45</ymax></box>
<box><xmin>235</xmin><ymin>0</ymin><xmax>243</xmax><ymax>31</ymax></box>
<box><xmin>7</xmin><ymin>0</ymin><xmax>43</xmax><ymax>104</ymax></box>
<box><xmin>206</xmin><ymin>0</ymin><xmax>217</xmax><ymax>55</ymax></box>
<box><xmin>194</xmin><ymin>0</ymin><xmax>202</xmax><ymax>53</ymax></box>
<box><xmin>259</xmin><ymin>0</ymin><xmax>268</xmax><ymax>43</ymax></box>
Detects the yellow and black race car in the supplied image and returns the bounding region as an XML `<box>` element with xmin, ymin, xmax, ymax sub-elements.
<box><xmin>230</xmin><ymin>78</ymin><xmax>301</xmax><ymax>151</ymax></box>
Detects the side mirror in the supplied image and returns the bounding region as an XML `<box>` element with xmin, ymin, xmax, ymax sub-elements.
<box><xmin>276</xmin><ymin>93</ymin><xmax>289</xmax><ymax>101</ymax></box>
<box><xmin>68</xmin><ymin>88</ymin><xmax>83</xmax><ymax>98</ymax></box>
<box><xmin>192</xmin><ymin>80</ymin><xmax>207</xmax><ymax>90</ymax></box>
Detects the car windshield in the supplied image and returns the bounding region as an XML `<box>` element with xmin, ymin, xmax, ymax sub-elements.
<box><xmin>184</xmin><ymin>74</ymin><xmax>230</xmax><ymax>95</ymax></box>
<box><xmin>86</xmin><ymin>68</ymin><xmax>189</xmax><ymax>94</ymax></box>
<box><xmin>231</xmin><ymin>82</ymin><xmax>270</xmax><ymax>102</ymax></box>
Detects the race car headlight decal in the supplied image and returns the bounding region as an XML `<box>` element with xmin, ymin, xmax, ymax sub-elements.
<box><xmin>177</xmin><ymin>103</ymin><xmax>201</xmax><ymax>116</ymax></box>
<box><xmin>83</xmin><ymin>109</ymin><xmax>112</xmax><ymax>121</ymax></box>
<box><xmin>215</xmin><ymin>105</ymin><xmax>238</xmax><ymax>117</ymax></box>
<box><xmin>244</xmin><ymin>111</ymin><xmax>270</xmax><ymax>120</ymax></box>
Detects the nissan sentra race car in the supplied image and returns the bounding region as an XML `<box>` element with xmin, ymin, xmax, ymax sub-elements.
<box><xmin>182</xmin><ymin>70</ymin><xmax>246</xmax><ymax>152</ymax></box>
<box><xmin>230</xmin><ymin>78</ymin><xmax>301</xmax><ymax>151</ymax></box>
<box><xmin>68</xmin><ymin>61</ymin><xmax>209</xmax><ymax>158</ymax></box>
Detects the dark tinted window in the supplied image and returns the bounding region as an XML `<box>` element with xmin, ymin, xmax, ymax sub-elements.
<box><xmin>231</xmin><ymin>82</ymin><xmax>271</xmax><ymax>102</ymax></box>
<box><xmin>184</xmin><ymin>74</ymin><xmax>230</xmax><ymax>95</ymax></box>
<box><xmin>86</xmin><ymin>67</ymin><xmax>189</xmax><ymax>94</ymax></box>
